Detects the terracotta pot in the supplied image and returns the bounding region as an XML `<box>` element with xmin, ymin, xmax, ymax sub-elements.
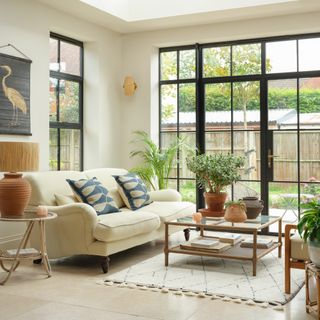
<box><xmin>224</xmin><ymin>204</ymin><xmax>247</xmax><ymax>223</ymax></box>
<box><xmin>241</xmin><ymin>197</ymin><xmax>264</xmax><ymax>219</ymax></box>
<box><xmin>203</xmin><ymin>192</ymin><xmax>227</xmax><ymax>217</ymax></box>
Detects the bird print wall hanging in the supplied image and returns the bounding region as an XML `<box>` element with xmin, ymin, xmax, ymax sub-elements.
<box><xmin>0</xmin><ymin>52</ymin><xmax>31</xmax><ymax>135</ymax></box>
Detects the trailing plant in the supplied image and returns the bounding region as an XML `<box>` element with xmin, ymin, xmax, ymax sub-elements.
<box><xmin>186</xmin><ymin>153</ymin><xmax>245</xmax><ymax>194</ymax></box>
<box><xmin>297</xmin><ymin>199</ymin><xmax>320</xmax><ymax>242</ymax></box>
<box><xmin>129</xmin><ymin>131</ymin><xmax>186</xmax><ymax>190</ymax></box>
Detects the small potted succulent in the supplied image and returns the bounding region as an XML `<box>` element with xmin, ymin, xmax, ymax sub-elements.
<box><xmin>186</xmin><ymin>153</ymin><xmax>245</xmax><ymax>217</ymax></box>
<box><xmin>224</xmin><ymin>200</ymin><xmax>247</xmax><ymax>223</ymax></box>
<box><xmin>298</xmin><ymin>199</ymin><xmax>320</xmax><ymax>267</ymax></box>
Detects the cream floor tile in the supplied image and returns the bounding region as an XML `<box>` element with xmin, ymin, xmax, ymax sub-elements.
<box><xmin>9</xmin><ymin>302</ymin><xmax>156</xmax><ymax>320</ymax></box>
<box><xmin>0</xmin><ymin>292</ymin><xmax>50</xmax><ymax>320</ymax></box>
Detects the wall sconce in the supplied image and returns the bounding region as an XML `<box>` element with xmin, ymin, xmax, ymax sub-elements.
<box><xmin>123</xmin><ymin>76</ymin><xmax>137</xmax><ymax>96</ymax></box>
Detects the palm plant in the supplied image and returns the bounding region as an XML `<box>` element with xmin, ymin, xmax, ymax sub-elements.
<box><xmin>130</xmin><ymin>131</ymin><xmax>184</xmax><ymax>190</ymax></box>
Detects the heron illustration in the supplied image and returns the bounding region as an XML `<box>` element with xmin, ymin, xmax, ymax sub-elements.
<box><xmin>0</xmin><ymin>65</ymin><xmax>27</xmax><ymax>126</ymax></box>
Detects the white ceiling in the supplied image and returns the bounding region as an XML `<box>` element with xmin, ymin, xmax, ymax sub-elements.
<box><xmin>37</xmin><ymin>0</ymin><xmax>320</xmax><ymax>34</ymax></box>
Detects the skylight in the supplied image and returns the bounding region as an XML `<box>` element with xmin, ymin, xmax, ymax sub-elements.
<box><xmin>80</xmin><ymin>0</ymin><xmax>297</xmax><ymax>22</ymax></box>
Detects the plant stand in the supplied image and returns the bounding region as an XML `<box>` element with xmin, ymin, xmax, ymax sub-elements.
<box><xmin>306</xmin><ymin>263</ymin><xmax>320</xmax><ymax>319</ymax></box>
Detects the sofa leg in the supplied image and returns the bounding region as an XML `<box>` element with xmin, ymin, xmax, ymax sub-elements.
<box><xmin>184</xmin><ymin>228</ymin><xmax>190</xmax><ymax>241</ymax></box>
<box><xmin>33</xmin><ymin>259</ymin><xmax>42</xmax><ymax>264</ymax></box>
<box><xmin>101</xmin><ymin>256</ymin><xmax>110</xmax><ymax>274</ymax></box>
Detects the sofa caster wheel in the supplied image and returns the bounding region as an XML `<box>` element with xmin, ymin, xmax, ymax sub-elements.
<box><xmin>184</xmin><ymin>228</ymin><xmax>190</xmax><ymax>241</ymax></box>
<box><xmin>33</xmin><ymin>259</ymin><xmax>42</xmax><ymax>264</ymax></box>
<box><xmin>101</xmin><ymin>256</ymin><xmax>110</xmax><ymax>273</ymax></box>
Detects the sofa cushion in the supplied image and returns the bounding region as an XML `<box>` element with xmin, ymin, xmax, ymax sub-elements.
<box><xmin>55</xmin><ymin>194</ymin><xmax>77</xmax><ymax>206</ymax></box>
<box><xmin>94</xmin><ymin>211</ymin><xmax>160</xmax><ymax>242</ymax></box>
<box><xmin>114</xmin><ymin>173</ymin><xmax>152</xmax><ymax>210</ymax></box>
<box><xmin>66</xmin><ymin>177</ymin><xmax>120</xmax><ymax>215</ymax></box>
<box><xmin>136</xmin><ymin>201</ymin><xmax>196</xmax><ymax>224</ymax></box>
<box><xmin>291</xmin><ymin>233</ymin><xmax>309</xmax><ymax>261</ymax></box>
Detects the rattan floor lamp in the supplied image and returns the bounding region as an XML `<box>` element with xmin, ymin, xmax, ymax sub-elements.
<box><xmin>0</xmin><ymin>142</ymin><xmax>39</xmax><ymax>216</ymax></box>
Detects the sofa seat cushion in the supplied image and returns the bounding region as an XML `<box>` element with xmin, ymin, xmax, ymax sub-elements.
<box><xmin>291</xmin><ymin>233</ymin><xmax>309</xmax><ymax>261</ymax></box>
<box><xmin>94</xmin><ymin>211</ymin><xmax>160</xmax><ymax>242</ymax></box>
<box><xmin>136</xmin><ymin>201</ymin><xmax>196</xmax><ymax>224</ymax></box>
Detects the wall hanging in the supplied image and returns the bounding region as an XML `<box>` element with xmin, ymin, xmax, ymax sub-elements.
<box><xmin>0</xmin><ymin>44</ymin><xmax>32</xmax><ymax>135</ymax></box>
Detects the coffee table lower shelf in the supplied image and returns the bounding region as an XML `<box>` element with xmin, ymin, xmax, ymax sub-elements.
<box><xmin>165</xmin><ymin>242</ymin><xmax>281</xmax><ymax>276</ymax></box>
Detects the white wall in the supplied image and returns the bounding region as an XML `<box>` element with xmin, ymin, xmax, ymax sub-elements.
<box><xmin>0</xmin><ymin>0</ymin><xmax>123</xmax><ymax>248</ymax></box>
<box><xmin>121</xmin><ymin>11</ymin><xmax>320</xmax><ymax>169</ymax></box>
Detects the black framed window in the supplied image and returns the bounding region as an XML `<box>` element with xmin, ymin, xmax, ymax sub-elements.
<box><xmin>160</xmin><ymin>33</ymin><xmax>320</xmax><ymax>231</ymax></box>
<box><xmin>49</xmin><ymin>33</ymin><xmax>83</xmax><ymax>171</ymax></box>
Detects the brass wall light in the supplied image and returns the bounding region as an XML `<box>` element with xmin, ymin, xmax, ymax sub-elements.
<box><xmin>123</xmin><ymin>76</ymin><xmax>137</xmax><ymax>96</ymax></box>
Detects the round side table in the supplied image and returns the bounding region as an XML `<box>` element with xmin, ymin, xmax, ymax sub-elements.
<box><xmin>0</xmin><ymin>211</ymin><xmax>57</xmax><ymax>285</ymax></box>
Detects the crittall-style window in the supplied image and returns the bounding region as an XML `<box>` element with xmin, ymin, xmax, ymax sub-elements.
<box><xmin>160</xmin><ymin>34</ymin><xmax>320</xmax><ymax>232</ymax></box>
<box><xmin>49</xmin><ymin>33</ymin><xmax>83</xmax><ymax>170</ymax></box>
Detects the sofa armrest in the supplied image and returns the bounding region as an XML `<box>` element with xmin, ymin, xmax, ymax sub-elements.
<box><xmin>149</xmin><ymin>189</ymin><xmax>182</xmax><ymax>202</ymax></box>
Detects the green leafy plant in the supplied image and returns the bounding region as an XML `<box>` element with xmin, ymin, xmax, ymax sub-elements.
<box><xmin>297</xmin><ymin>199</ymin><xmax>320</xmax><ymax>242</ymax></box>
<box><xmin>186</xmin><ymin>153</ymin><xmax>245</xmax><ymax>194</ymax></box>
<box><xmin>129</xmin><ymin>131</ymin><xmax>185</xmax><ymax>190</ymax></box>
<box><xmin>225</xmin><ymin>200</ymin><xmax>246</xmax><ymax>210</ymax></box>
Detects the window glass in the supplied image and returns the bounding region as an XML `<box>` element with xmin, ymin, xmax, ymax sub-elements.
<box><xmin>232</xmin><ymin>43</ymin><xmax>261</xmax><ymax>75</ymax></box>
<box><xmin>160</xmin><ymin>51</ymin><xmax>177</xmax><ymax>80</ymax></box>
<box><xmin>203</xmin><ymin>46</ymin><xmax>230</xmax><ymax>77</ymax></box>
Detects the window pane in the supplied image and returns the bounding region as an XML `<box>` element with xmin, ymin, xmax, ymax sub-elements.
<box><xmin>273</xmin><ymin>131</ymin><xmax>298</xmax><ymax>181</ymax></box>
<box><xmin>60</xmin><ymin>129</ymin><xmax>81</xmax><ymax>170</ymax></box>
<box><xmin>180</xmin><ymin>179</ymin><xmax>196</xmax><ymax>203</ymax></box>
<box><xmin>205</xmin><ymin>83</ymin><xmax>231</xmax><ymax>130</ymax></box>
<box><xmin>179</xmin><ymin>83</ymin><xmax>195</xmax><ymax>131</ymax></box>
<box><xmin>266</xmin><ymin>40</ymin><xmax>297</xmax><ymax>73</ymax></box>
<box><xmin>60</xmin><ymin>41</ymin><xmax>81</xmax><ymax>75</ymax></box>
<box><xmin>299</xmin><ymin>38</ymin><xmax>320</xmax><ymax>72</ymax></box>
<box><xmin>59</xmin><ymin>80</ymin><xmax>80</xmax><ymax>123</ymax></box>
<box><xmin>160</xmin><ymin>51</ymin><xmax>177</xmax><ymax>80</ymax></box>
<box><xmin>233</xmin><ymin>181</ymin><xmax>261</xmax><ymax>201</ymax></box>
<box><xmin>161</xmin><ymin>132</ymin><xmax>178</xmax><ymax>178</ymax></box>
<box><xmin>232</xmin><ymin>43</ymin><xmax>261</xmax><ymax>75</ymax></box>
<box><xmin>205</xmin><ymin>132</ymin><xmax>231</xmax><ymax>154</ymax></box>
<box><xmin>233</xmin><ymin>131</ymin><xmax>260</xmax><ymax>180</ymax></box>
<box><xmin>179</xmin><ymin>132</ymin><xmax>196</xmax><ymax>179</ymax></box>
<box><xmin>301</xmin><ymin>182</ymin><xmax>320</xmax><ymax>200</ymax></box>
<box><xmin>49</xmin><ymin>128</ymin><xmax>58</xmax><ymax>170</ymax></box>
<box><xmin>300</xmin><ymin>131</ymin><xmax>320</xmax><ymax>182</ymax></box>
<box><xmin>203</xmin><ymin>46</ymin><xmax>230</xmax><ymax>77</ymax></box>
<box><xmin>299</xmin><ymin>77</ymin><xmax>320</xmax><ymax>129</ymax></box>
<box><xmin>168</xmin><ymin>179</ymin><xmax>177</xmax><ymax>190</ymax></box>
<box><xmin>161</xmin><ymin>84</ymin><xmax>177</xmax><ymax>132</ymax></box>
<box><xmin>268</xmin><ymin>79</ymin><xmax>297</xmax><ymax>130</ymax></box>
<box><xmin>49</xmin><ymin>38</ymin><xmax>59</xmax><ymax>71</ymax></box>
<box><xmin>49</xmin><ymin>78</ymin><xmax>58</xmax><ymax>122</ymax></box>
<box><xmin>233</xmin><ymin>81</ymin><xmax>260</xmax><ymax>130</ymax></box>
<box><xmin>179</xmin><ymin>50</ymin><xmax>195</xmax><ymax>79</ymax></box>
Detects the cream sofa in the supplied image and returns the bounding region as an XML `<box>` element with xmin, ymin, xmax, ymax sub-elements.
<box><xmin>25</xmin><ymin>168</ymin><xmax>195</xmax><ymax>272</ymax></box>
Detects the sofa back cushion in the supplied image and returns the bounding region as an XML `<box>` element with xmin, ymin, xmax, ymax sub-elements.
<box><xmin>25</xmin><ymin>171</ymin><xmax>87</xmax><ymax>207</ymax></box>
<box><xmin>84</xmin><ymin>168</ymin><xmax>127</xmax><ymax>208</ymax></box>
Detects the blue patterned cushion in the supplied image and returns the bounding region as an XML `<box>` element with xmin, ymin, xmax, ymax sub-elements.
<box><xmin>66</xmin><ymin>177</ymin><xmax>120</xmax><ymax>215</ymax></box>
<box><xmin>113</xmin><ymin>173</ymin><xmax>152</xmax><ymax>210</ymax></box>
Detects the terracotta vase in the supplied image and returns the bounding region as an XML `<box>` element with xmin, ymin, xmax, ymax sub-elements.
<box><xmin>202</xmin><ymin>192</ymin><xmax>227</xmax><ymax>217</ymax></box>
<box><xmin>224</xmin><ymin>204</ymin><xmax>247</xmax><ymax>223</ymax></box>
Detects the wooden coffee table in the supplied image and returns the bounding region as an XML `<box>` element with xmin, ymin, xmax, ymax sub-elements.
<box><xmin>164</xmin><ymin>215</ymin><xmax>282</xmax><ymax>276</ymax></box>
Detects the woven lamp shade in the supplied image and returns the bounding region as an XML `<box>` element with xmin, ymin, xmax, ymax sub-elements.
<box><xmin>0</xmin><ymin>142</ymin><xmax>39</xmax><ymax>216</ymax></box>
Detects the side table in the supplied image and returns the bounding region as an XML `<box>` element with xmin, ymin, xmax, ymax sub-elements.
<box><xmin>306</xmin><ymin>262</ymin><xmax>320</xmax><ymax>319</ymax></box>
<box><xmin>0</xmin><ymin>212</ymin><xmax>57</xmax><ymax>285</ymax></box>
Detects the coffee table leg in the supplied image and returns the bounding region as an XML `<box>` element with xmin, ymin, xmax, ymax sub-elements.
<box><xmin>252</xmin><ymin>230</ymin><xmax>257</xmax><ymax>276</ymax></box>
<box><xmin>278</xmin><ymin>218</ymin><xmax>282</xmax><ymax>258</ymax></box>
<box><xmin>39</xmin><ymin>220</ymin><xmax>51</xmax><ymax>276</ymax></box>
<box><xmin>164</xmin><ymin>223</ymin><xmax>169</xmax><ymax>266</ymax></box>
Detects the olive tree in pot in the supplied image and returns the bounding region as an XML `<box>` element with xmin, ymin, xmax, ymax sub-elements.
<box><xmin>298</xmin><ymin>199</ymin><xmax>320</xmax><ymax>267</ymax></box>
<box><xmin>186</xmin><ymin>153</ymin><xmax>245</xmax><ymax>217</ymax></box>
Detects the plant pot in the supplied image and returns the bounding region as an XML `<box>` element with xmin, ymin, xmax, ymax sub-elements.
<box><xmin>224</xmin><ymin>204</ymin><xmax>247</xmax><ymax>223</ymax></box>
<box><xmin>240</xmin><ymin>197</ymin><xmax>264</xmax><ymax>219</ymax></box>
<box><xmin>308</xmin><ymin>239</ymin><xmax>320</xmax><ymax>267</ymax></box>
<box><xmin>202</xmin><ymin>192</ymin><xmax>227</xmax><ymax>217</ymax></box>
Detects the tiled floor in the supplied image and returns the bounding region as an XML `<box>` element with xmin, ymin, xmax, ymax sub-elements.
<box><xmin>0</xmin><ymin>236</ymin><xmax>313</xmax><ymax>320</ymax></box>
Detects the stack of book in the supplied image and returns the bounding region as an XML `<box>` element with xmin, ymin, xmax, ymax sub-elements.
<box><xmin>240</xmin><ymin>238</ymin><xmax>274</xmax><ymax>249</ymax></box>
<box><xmin>180</xmin><ymin>237</ymin><xmax>231</xmax><ymax>253</ymax></box>
<box><xmin>208</xmin><ymin>232</ymin><xmax>243</xmax><ymax>245</ymax></box>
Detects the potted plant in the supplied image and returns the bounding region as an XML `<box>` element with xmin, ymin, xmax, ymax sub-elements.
<box><xmin>129</xmin><ymin>131</ymin><xmax>185</xmax><ymax>190</ymax></box>
<box><xmin>186</xmin><ymin>153</ymin><xmax>245</xmax><ymax>216</ymax></box>
<box><xmin>298</xmin><ymin>199</ymin><xmax>320</xmax><ymax>267</ymax></box>
<box><xmin>224</xmin><ymin>200</ymin><xmax>247</xmax><ymax>223</ymax></box>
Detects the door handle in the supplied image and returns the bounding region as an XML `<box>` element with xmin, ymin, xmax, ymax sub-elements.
<box><xmin>267</xmin><ymin>149</ymin><xmax>279</xmax><ymax>168</ymax></box>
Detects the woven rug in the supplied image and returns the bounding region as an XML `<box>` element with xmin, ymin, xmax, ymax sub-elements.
<box><xmin>103</xmin><ymin>250</ymin><xmax>304</xmax><ymax>309</ymax></box>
